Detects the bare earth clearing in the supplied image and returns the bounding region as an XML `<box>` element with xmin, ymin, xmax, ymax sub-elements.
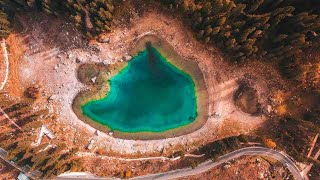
<box><xmin>13</xmin><ymin>9</ymin><xmax>268</xmax><ymax>155</ymax></box>
<box><xmin>0</xmin><ymin>3</ymin><xmax>288</xmax><ymax>178</ymax></box>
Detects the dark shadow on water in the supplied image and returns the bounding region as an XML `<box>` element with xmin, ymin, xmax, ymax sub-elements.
<box><xmin>146</xmin><ymin>41</ymin><xmax>161</xmax><ymax>77</ymax></box>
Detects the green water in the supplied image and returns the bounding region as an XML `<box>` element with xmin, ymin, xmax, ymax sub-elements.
<box><xmin>82</xmin><ymin>45</ymin><xmax>197</xmax><ymax>132</ymax></box>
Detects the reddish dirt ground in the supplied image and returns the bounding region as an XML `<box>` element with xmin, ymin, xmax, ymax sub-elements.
<box><xmin>0</xmin><ymin>159</ymin><xmax>20</xmax><ymax>180</ymax></box>
<box><xmin>177</xmin><ymin>156</ymin><xmax>292</xmax><ymax>180</ymax></box>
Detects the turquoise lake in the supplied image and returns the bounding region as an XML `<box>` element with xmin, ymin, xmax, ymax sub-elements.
<box><xmin>82</xmin><ymin>45</ymin><xmax>197</xmax><ymax>132</ymax></box>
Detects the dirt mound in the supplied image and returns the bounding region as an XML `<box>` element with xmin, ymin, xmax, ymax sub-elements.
<box><xmin>234</xmin><ymin>80</ymin><xmax>260</xmax><ymax>115</ymax></box>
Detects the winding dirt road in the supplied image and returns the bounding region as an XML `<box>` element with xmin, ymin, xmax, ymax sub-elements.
<box><xmin>131</xmin><ymin>147</ymin><xmax>303</xmax><ymax>180</ymax></box>
<box><xmin>57</xmin><ymin>146</ymin><xmax>304</xmax><ymax>180</ymax></box>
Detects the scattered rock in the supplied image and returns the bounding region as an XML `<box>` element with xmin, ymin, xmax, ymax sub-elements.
<box><xmin>157</xmin><ymin>145</ymin><xmax>164</xmax><ymax>154</ymax></box>
<box><xmin>223</xmin><ymin>164</ymin><xmax>231</xmax><ymax>169</ymax></box>
<box><xmin>91</xmin><ymin>76</ymin><xmax>97</xmax><ymax>83</ymax></box>
<box><xmin>123</xmin><ymin>55</ymin><xmax>132</xmax><ymax>61</ymax></box>
<box><xmin>75</xmin><ymin>57</ymin><xmax>81</xmax><ymax>63</ymax></box>
<box><xmin>212</xmin><ymin>112</ymin><xmax>220</xmax><ymax>118</ymax></box>
<box><xmin>256</xmin><ymin>158</ymin><xmax>262</xmax><ymax>164</ymax></box>
<box><xmin>259</xmin><ymin>172</ymin><xmax>264</xmax><ymax>179</ymax></box>
<box><xmin>108</xmin><ymin>131</ymin><xmax>114</xmax><ymax>136</ymax></box>
<box><xmin>89</xmin><ymin>44</ymin><xmax>102</xmax><ymax>52</ymax></box>
<box><xmin>87</xmin><ymin>139</ymin><xmax>95</xmax><ymax>150</ymax></box>
<box><xmin>102</xmin><ymin>60</ymin><xmax>109</xmax><ymax>65</ymax></box>
<box><xmin>67</xmin><ymin>53</ymin><xmax>73</xmax><ymax>59</ymax></box>
<box><xmin>95</xmin><ymin>130</ymin><xmax>101</xmax><ymax>136</ymax></box>
<box><xmin>267</xmin><ymin>105</ymin><xmax>272</xmax><ymax>113</ymax></box>
<box><xmin>98</xmin><ymin>36</ymin><xmax>111</xmax><ymax>43</ymax></box>
<box><xmin>49</xmin><ymin>95</ymin><xmax>57</xmax><ymax>100</ymax></box>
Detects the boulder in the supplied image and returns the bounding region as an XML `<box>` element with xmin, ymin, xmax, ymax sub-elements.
<box><xmin>95</xmin><ymin>130</ymin><xmax>101</xmax><ymax>136</ymax></box>
<box><xmin>49</xmin><ymin>95</ymin><xmax>57</xmax><ymax>100</ymax></box>
<box><xmin>87</xmin><ymin>139</ymin><xmax>95</xmax><ymax>150</ymax></box>
<box><xmin>212</xmin><ymin>112</ymin><xmax>220</xmax><ymax>118</ymax></box>
<box><xmin>98</xmin><ymin>36</ymin><xmax>111</xmax><ymax>43</ymax></box>
<box><xmin>67</xmin><ymin>53</ymin><xmax>74</xmax><ymax>59</ymax></box>
<box><xmin>102</xmin><ymin>60</ymin><xmax>110</xmax><ymax>65</ymax></box>
<box><xmin>124</xmin><ymin>55</ymin><xmax>132</xmax><ymax>61</ymax></box>
<box><xmin>91</xmin><ymin>76</ymin><xmax>97</xmax><ymax>83</ymax></box>
<box><xmin>75</xmin><ymin>57</ymin><xmax>81</xmax><ymax>63</ymax></box>
<box><xmin>267</xmin><ymin>105</ymin><xmax>272</xmax><ymax>113</ymax></box>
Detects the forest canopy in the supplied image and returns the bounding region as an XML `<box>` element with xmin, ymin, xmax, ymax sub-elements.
<box><xmin>159</xmin><ymin>0</ymin><xmax>320</xmax><ymax>62</ymax></box>
<box><xmin>0</xmin><ymin>0</ymin><xmax>114</xmax><ymax>38</ymax></box>
<box><xmin>1</xmin><ymin>0</ymin><xmax>320</xmax><ymax>62</ymax></box>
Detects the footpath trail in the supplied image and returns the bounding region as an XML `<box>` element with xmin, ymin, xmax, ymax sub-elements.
<box><xmin>76</xmin><ymin>152</ymin><xmax>181</xmax><ymax>162</ymax></box>
<box><xmin>0</xmin><ymin>39</ymin><xmax>9</xmax><ymax>91</ymax></box>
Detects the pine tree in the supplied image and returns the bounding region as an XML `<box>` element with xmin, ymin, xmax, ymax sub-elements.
<box><xmin>246</xmin><ymin>0</ymin><xmax>264</xmax><ymax>13</ymax></box>
<box><xmin>0</xmin><ymin>11</ymin><xmax>10</xmax><ymax>39</ymax></box>
<box><xmin>239</xmin><ymin>27</ymin><xmax>256</xmax><ymax>43</ymax></box>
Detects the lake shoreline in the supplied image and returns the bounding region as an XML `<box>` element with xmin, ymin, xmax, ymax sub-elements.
<box><xmin>72</xmin><ymin>34</ymin><xmax>209</xmax><ymax>140</ymax></box>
